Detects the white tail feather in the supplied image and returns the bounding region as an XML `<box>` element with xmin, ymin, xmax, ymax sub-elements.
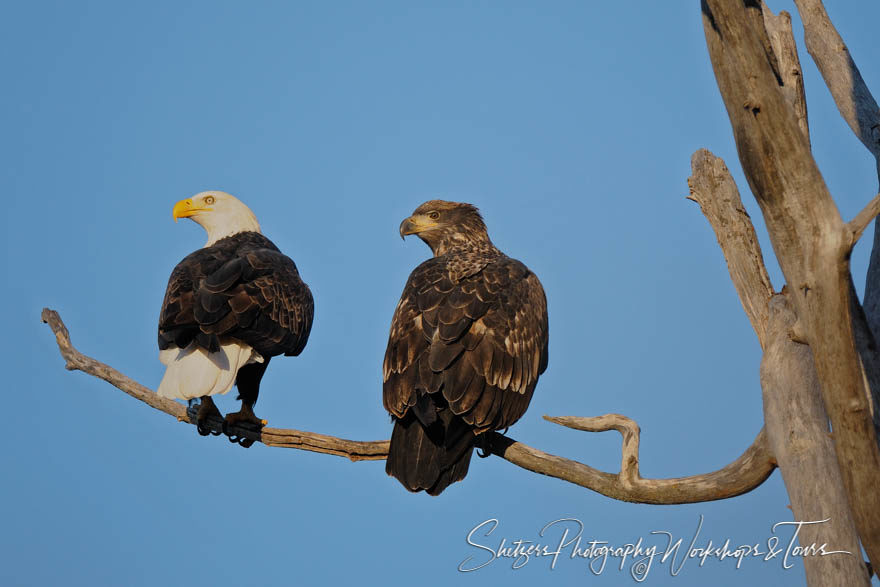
<box><xmin>157</xmin><ymin>341</ymin><xmax>263</xmax><ymax>400</ymax></box>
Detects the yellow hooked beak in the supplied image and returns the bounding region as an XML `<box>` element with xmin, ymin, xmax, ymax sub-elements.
<box><xmin>399</xmin><ymin>214</ymin><xmax>438</xmax><ymax>239</ymax></box>
<box><xmin>172</xmin><ymin>198</ymin><xmax>211</xmax><ymax>222</ymax></box>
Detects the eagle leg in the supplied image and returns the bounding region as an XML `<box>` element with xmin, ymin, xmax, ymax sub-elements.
<box><xmin>222</xmin><ymin>359</ymin><xmax>270</xmax><ymax>447</ymax></box>
<box><xmin>196</xmin><ymin>396</ymin><xmax>223</xmax><ymax>436</ymax></box>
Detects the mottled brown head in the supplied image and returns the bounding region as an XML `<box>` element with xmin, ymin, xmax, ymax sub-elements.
<box><xmin>399</xmin><ymin>200</ymin><xmax>492</xmax><ymax>257</ymax></box>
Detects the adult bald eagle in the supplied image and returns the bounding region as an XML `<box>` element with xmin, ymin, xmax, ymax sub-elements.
<box><xmin>157</xmin><ymin>191</ymin><xmax>313</xmax><ymax>443</ymax></box>
<box><xmin>383</xmin><ymin>200</ymin><xmax>549</xmax><ymax>495</ymax></box>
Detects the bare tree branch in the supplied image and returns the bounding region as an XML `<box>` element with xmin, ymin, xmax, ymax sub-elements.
<box><xmin>848</xmin><ymin>194</ymin><xmax>880</xmax><ymax>248</ymax></box>
<box><xmin>792</xmin><ymin>0</ymin><xmax>880</xmax><ymax>342</ymax></box>
<box><xmin>702</xmin><ymin>0</ymin><xmax>880</xmax><ymax>570</ymax></box>
<box><xmin>41</xmin><ymin>308</ymin><xmax>389</xmax><ymax>462</ymax></box>
<box><xmin>689</xmin><ymin>143</ymin><xmax>870</xmax><ymax>583</ymax></box>
<box><xmin>846</xmin><ymin>277</ymin><xmax>880</xmax><ymax>433</ymax></box>
<box><xmin>867</xmin><ymin>227</ymin><xmax>880</xmax><ymax>343</ymax></box>
<box><xmin>690</xmin><ymin>147</ymin><xmax>868</xmax><ymax>583</ymax></box>
<box><xmin>792</xmin><ymin>0</ymin><xmax>880</xmax><ymax>160</ymax></box>
<box><xmin>488</xmin><ymin>426</ymin><xmax>773</xmax><ymax>505</ymax></box>
<box><xmin>790</xmin><ymin>0</ymin><xmax>880</xmax><ymax>448</ymax></box>
<box><xmin>42</xmin><ymin>307</ymin><xmax>776</xmax><ymax>505</ymax></box>
<box><xmin>760</xmin><ymin>1</ymin><xmax>880</xmax><ymax>440</ymax></box>
<box><xmin>545</xmin><ymin>415</ymin><xmax>641</xmax><ymax>487</ymax></box>
<box><xmin>688</xmin><ymin>149</ymin><xmax>775</xmax><ymax>347</ymax></box>
<box><xmin>761</xmin><ymin>4</ymin><xmax>809</xmax><ymax>144</ymax></box>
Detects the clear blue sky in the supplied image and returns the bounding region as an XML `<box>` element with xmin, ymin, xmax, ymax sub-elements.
<box><xmin>3</xmin><ymin>2</ymin><xmax>879</xmax><ymax>585</ymax></box>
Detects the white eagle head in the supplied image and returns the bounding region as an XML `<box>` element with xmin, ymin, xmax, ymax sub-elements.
<box><xmin>172</xmin><ymin>190</ymin><xmax>261</xmax><ymax>246</ymax></box>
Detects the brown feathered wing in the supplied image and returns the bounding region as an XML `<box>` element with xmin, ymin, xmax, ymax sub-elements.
<box><xmin>383</xmin><ymin>255</ymin><xmax>548</xmax><ymax>494</ymax></box>
<box><xmin>158</xmin><ymin>232</ymin><xmax>313</xmax><ymax>359</ymax></box>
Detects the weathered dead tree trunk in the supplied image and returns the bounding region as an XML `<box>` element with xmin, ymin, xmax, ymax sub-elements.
<box><xmin>689</xmin><ymin>147</ymin><xmax>868</xmax><ymax>585</ymax></box>
<box><xmin>762</xmin><ymin>294</ymin><xmax>867</xmax><ymax>584</ymax></box>
<box><xmin>699</xmin><ymin>0</ymin><xmax>880</xmax><ymax>582</ymax></box>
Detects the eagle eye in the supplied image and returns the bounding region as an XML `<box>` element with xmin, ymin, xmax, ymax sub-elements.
<box><xmin>428</xmin><ymin>211</ymin><xmax>440</xmax><ymax>220</ymax></box>
<box><xmin>204</xmin><ymin>196</ymin><xmax>215</xmax><ymax>205</ymax></box>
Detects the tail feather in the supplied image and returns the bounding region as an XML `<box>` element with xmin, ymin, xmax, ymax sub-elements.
<box><xmin>157</xmin><ymin>340</ymin><xmax>262</xmax><ymax>400</ymax></box>
<box><xmin>386</xmin><ymin>407</ymin><xmax>475</xmax><ymax>496</ymax></box>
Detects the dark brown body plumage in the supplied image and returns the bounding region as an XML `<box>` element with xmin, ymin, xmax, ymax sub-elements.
<box><xmin>384</xmin><ymin>201</ymin><xmax>549</xmax><ymax>495</ymax></box>
<box><xmin>158</xmin><ymin>231</ymin><xmax>313</xmax><ymax>408</ymax></box>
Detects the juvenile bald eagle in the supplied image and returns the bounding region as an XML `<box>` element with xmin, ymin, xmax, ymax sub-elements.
<box><xmin>157</xmin><ymin>191</ymin><xmax>313</xmax><ymax>443</ymax></box>
<box><xmin>383</xmin><ymin>200</ymin><xmax>549</xmax><ymax>494</ymax></box>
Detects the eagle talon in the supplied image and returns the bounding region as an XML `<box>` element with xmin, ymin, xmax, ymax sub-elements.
<box><xmin>224</xmin><ymin>404</ymin><xmax>266</xmax><ymax>431</ymax></box>
<box><xmin>475</xmin><ymin>435</ymin><xmax>492</xmax><ymax>459</ymax></box>
<box><xmin>223</xmin><ymin>404</ymin><xmax>264</xmax><ymax>448</ymax></box>
<box><xmin>221</xmin><ymin>422</ymin><xmax>250</xmax><ymax>446</ymax></box>
<box><xmin>199</xmin><ymin>423</ymin><xmax>223</xmax><ymax>437</ymax></box>
<box><xmin>223</xmin><ymin>429</ymin><xmax>256</xmax><ymax>448</ymax></box>
<box><xmin>195</xmin><ymin>396</ymin><xmax>223</xmax><ymax>437</ymax></box>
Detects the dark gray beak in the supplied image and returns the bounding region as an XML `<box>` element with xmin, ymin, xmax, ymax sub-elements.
<box><xmin>399</xmin><ymin>217</ymin><xmax>417</xmax><ymax>240</ymax></box>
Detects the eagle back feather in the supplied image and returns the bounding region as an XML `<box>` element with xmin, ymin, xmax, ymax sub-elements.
<box><xmin>158</xmin><ymin>232</ymin><xmax>314</xmax><ymax>359</ymax></box>
<box><xmin>383</xmin><ymin>253</ymin><xmax>548</xmax><ymax>433</ymax></box>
